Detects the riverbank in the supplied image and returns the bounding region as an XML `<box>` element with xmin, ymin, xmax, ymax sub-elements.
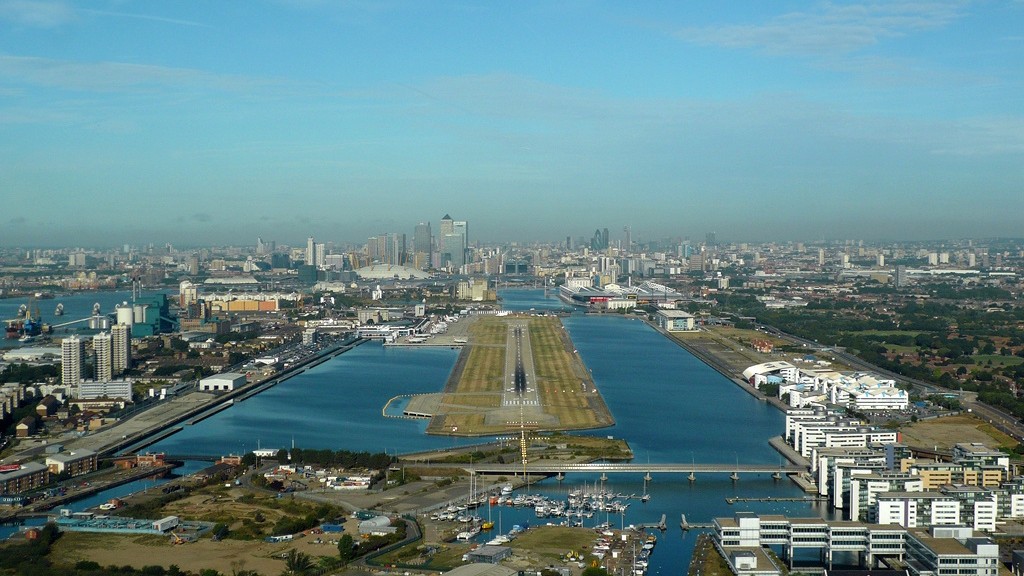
<box><xmin>646</xmin><ymin>320</ymin><xmax>790</xmax><ymax>412</ymax></box>
<box><xmin>4</xmin><ymin>338</ymin><xmax>368</xmax><ymax>466</ymax></box>
<box><xmin>0</xmin><ymin>463</ymin><xmax>176</xmax><ymax>523</ymax></box>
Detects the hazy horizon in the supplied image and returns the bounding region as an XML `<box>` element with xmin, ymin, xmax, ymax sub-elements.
<box><xmin>2</xmin><ymin>1</ymin><xmax>1021</xmax><ymax>247</ymax></box>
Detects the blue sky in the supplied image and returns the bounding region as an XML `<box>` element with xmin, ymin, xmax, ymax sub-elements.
<box><xmin>1</xmin><ymin>1</ymin><xmax>1021</xmax><ymax>247</ymax></box>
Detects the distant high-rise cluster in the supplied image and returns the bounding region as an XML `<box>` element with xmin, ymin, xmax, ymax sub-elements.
<box><xmin>367</xmin><ymin>233</ymin><xmax>408</xmax><ymax>266</ymax></box>
<box><xmin>439</xmin><ymin>214</ymin><xmax>469</xmax><ymax>270</ymax></box>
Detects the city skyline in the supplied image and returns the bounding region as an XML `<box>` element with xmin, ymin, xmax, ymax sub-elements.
<box><xmin>1</xmin><ymin>1</ymin><xmax>1022</xmax><ymax>246</ymax></box>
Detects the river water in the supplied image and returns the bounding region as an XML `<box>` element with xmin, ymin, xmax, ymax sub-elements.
<box><xmin>4</xmin><ymin>289</ymin><xmax>830</xmax><ymax>572</ymax></box>
<box><xmin>0</xmin><ymin>290</ymin><xmax>171</xmax><ymax>349</ymax></box>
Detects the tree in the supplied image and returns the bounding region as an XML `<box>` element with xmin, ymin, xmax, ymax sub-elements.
<box><xmin>282</xmin><ymin>549</ymin><xmax>312</xmax><ymax>575</ymax></box>
<box><xmin>581</xmin><ymin>567</ymin><xmax>610</xmax><ymax>576</ymax></box>
<box><xmin>337</xmin><ymin>533</ymin><xmax>355</xmax><ymax>562</ymax></box>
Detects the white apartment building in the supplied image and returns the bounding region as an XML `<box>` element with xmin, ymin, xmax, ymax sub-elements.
<box><xmin>850</xmin><ymin>473</ymin><xmax>925</xmax><ymax>522</ymax></box>
<box><xmin>61</xmin><ymin>335</ymin><xmax>84</xmax><ymax>387</ymax></box>
<box><xmin>111</xmin><ymin>323</ymin><xmax>131</xmax><ymax>375</ymax></box>
<box><xmin>791</xmin><ymin>418</ymin><xmax>898</xmax><ymax>460</ymax></box>
<box><xmin>93</xmin><ymin>331</ymin><xmax>112</xmax><ymax>382</ymax></box>
<box><xmin>77</xmin><ymin>380</ymin><xmax>132</xmax><ymax>401</ymax></box>
<box><xmin>874</xmin><ymin>492</ymin><xmax>961</xmax><ymax>528</ymax></box>
<box><xmin>814</xmin><ymin>447</ymin><xmax>888</xmax><ymax>509</ymax></box>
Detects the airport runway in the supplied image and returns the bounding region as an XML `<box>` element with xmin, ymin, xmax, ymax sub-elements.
<box><xmin>501</xmin><ymin>320</ymin><xmax>540</xmax><ymax>411</ymax></box>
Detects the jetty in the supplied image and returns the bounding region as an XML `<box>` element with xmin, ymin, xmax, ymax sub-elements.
<box><xmin>638</xmin><ymin>513</ymin><xmax>667</xmax><ymax>531</ymax></box>
<box><xmin>680</xmin><ymin>514</ymin><xmax>714</xmax><ymax>531</ymax></box>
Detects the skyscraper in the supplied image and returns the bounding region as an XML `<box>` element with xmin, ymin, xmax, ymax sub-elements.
<box><xmin>111</xmin><ymin>323</ymin><xmax>131</xmax><ymax>376</ymax></box>
<box><xmin>414</xmin><ymin>222</ymin><xmax>432</xmax><ymax>268</ymax></box>
<box><xmin>94</xmin><ymin>331</ymin><xmax>112</xmax><ymax>382</ymax></box>
<box><xmin>438</xmin><ymin>213</ymin><xmax>454</xmax><ymax>253</ymax></box>
<box><xmin>439</xmin><ymin>214</ymin><xmax>460</xmax><ymax>269</ymax></box>
<box><xmin>62</xmin><ymin>335</ymin><xmax>84</xmax><ymax>387</ymax></box>
<box><xmin>442</xmin><ymin>233</ymin><xmax>465</xmax><ymax>269</ymax></box>
<box><xmin>453</xmin><ymin>220</ymin><xmax>468</xmax><ymax>249</ymax></box>
<box><xmin>315</xmin><ymin>243</ymin><xmax>326</xmax><ymax>267</ymax></box>
<box><xmin>306</xmin><ymin>236</ymin><xmax>316</xmax><ymax>266</ymax></box>
<box><xmin>414</xmin><ymin>222</ymin><xmax>431</xmax><ymax>253</ymax></box>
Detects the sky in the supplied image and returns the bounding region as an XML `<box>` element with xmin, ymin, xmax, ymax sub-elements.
<box><xmin>0</xmin><ymin>0</ymin><xmax>1022</xmax><ymax>247</ymax></box>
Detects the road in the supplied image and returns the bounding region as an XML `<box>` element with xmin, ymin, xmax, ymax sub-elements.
<box><xmin>756</xmin><ymin>324</ymin><xmax>940</xmax><ymax>395</ymax></box>
<box><xmin>756</xmin><ymin>323</ymin><xmax>1024</xmax><ymax>444</ymax></box>
<box><xmin>960</xmin><ymin>391</ymin><xmax>1024</xmax><ymax>443</ymax></box>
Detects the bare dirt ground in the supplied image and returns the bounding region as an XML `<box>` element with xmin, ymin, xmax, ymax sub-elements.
<box><xmin>52</xmin><ymin>531</ymin><xmax>343</xmax><ymax>575</ymax></box>
<box><xmin>899</xmin><ymin>414</ymin><xmax>1015</xmax><ymax>450</ymax></box>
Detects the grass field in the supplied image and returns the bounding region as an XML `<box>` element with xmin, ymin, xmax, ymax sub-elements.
<box><xmin>429</xmin><ymin>315</ymin><xmax>613</xmax><ymax>436</ymax></box>
<box><xmin>530</xmin><ymin>318</ymin><xmax>607</xmax><ymax>429</ymax></box>
<box><xmin>510</xmin><ymin>526</ymin><xmax>597</xmax><ymax>565</ymax></box>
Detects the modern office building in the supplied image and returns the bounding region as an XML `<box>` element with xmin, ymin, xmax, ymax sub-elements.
<box><xmin>713</xmin><ymin>512</ymin><xmax>999</xmax><ymax>576</ymax></box>
<box><xmin>413</xmin><ymin>221</ymin><xmax>432</xmax><ymax>268</ymax></box>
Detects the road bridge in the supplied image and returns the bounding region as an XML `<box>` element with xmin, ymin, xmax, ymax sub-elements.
<box><xmin>439</xmin><ymin>462</ymin><xmax>806</xmax><ymax>475</ymax></box>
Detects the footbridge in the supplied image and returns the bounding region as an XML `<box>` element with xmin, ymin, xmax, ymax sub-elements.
<box><xmin>459</xmin><ymin>462</ymin><xmax>807</xmax><ymax>475</ymax></box>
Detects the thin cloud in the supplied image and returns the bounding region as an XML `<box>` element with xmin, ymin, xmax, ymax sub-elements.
<box><xmin>78</xmin><ymin>8</ymin><xmax>212</xmax><ymax>29</ymax></box>
<box><xmin>0</xmin><ymin>55</ymin><xmax>277</xmax><ymax>93</ymax></box>
<box><xmin>675</xmin><ymin>1</ymin><xmax>967</xmax><ymax>55</ymax></box>
<box><xmin>0</xmin><ymin>0</ymin><xmax>74</xmax><ymax>27</ymax></box>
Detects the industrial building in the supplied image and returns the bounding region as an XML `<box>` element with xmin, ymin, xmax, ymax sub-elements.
<box><xmin>655</xmin><ymin>309</ymin><xmax>697</xmax><ymax>331</ymax></box>
<box><xmin>198</xmin><ymin>373</ymin><xmax>246</xmax><ymax>392</ymax></box>
<box><xmin>112</xmin><ymin>294</ymin><xmax>175</xmax><ymax>337</ymax></box>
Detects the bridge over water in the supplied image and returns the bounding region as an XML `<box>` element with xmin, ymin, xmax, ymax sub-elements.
<box><xmin>158</xmin><ymin>458</ymin><xmax>805</xmax><ymax>474</ymax></box>
<box><xmin>459</xmin><ymin>462</ymin><xmax>806</xmax><ymax>475</ymax></box>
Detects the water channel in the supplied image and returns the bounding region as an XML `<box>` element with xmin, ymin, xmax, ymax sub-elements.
<box><xmin>4</xmin><ymin>289</ymin><xmax>830</xmax><ymax>571</ymax></box>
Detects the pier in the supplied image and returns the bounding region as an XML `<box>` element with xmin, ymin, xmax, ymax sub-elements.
<box><xmin>725</xmin><ymin>496</ymin><xmax>825</xmax><ymax>504</ymax></box>
<box><xmin>680</xmin><ymin>514</ymin><xmax>714</xmax><ymax>530</ymax></box>
<box><xmin>637</xmin><ymin>513</ymin><xmax>667</xmax><ymax>531</ymax></box>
